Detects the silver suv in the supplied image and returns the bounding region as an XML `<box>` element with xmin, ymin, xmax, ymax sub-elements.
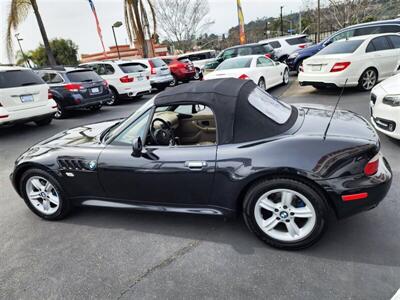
<box><xmin>132</xmin><ymin>58</ymin><xmax>174</xmax><ymax>91</ymax></box>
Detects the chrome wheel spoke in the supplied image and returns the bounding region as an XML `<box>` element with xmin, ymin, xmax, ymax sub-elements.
<box><xmin>285</xmin><ymin>221</ymin><xmax>300</xmax><ymax>237</ymax></box>
<box><xmin>281</xmin><ymin>191</ymin><xmax>293</xmax><ymax>206</ymax></box>
<box><xmin>29</xmin><ymin>190</ymin><xmax>42</xmax><ymax>200</ymax></box>
<box><xmin>31</xmin><ymin>178</ymin><xmax>44</xmax><ymax>191</ymax></box>
<box><xmin>48</xmin><ymin>194</ymin><xmax>59</xmax><ymax>206</ymax></box>
<box><xmin>259</xmin><ymin>197</ymin><xmax>277</xmax><ymax>212</ymax></box>
<box><xmin>263</xmin><ymin>216</ymin><xmax>280</xmax><ymax>231</ymax></box>
<box><xmin>291</xmin><ymin>207</ymin><xmax>313</xmax><ymax>218</ymax></box>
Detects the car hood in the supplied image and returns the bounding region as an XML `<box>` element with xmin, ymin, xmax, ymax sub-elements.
<box><xmin>36</xmin><ymin>119</ymin><xmax>122</xmax><ymax>149</ymax></box>
<box><xmin>295</xmin><ymin>104</ymin><xmax>378</xmax><ymax>143</ymax></box>
<box><xmin>375</xmin><ymin>73</ymin><xmax>400</xmax><ymax>94</ymax></box>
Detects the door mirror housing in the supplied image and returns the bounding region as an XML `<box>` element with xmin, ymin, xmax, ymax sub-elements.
<box><xmin>216</xmin><ymin>56</ymin><xmax>224</xmax><ymax>62</ymax></box>
<box><xmin>131</xmin><ymin>136</ymin><xmax>143</xmax><ymax>157</ymax></box>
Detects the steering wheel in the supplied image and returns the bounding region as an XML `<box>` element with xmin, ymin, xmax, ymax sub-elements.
<box><xmin>150</xmin><ymin>118</ymin><xmax>175</xmax><ymax>145</ymax></box>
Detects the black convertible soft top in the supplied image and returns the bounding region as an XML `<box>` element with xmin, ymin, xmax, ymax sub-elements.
<box><xmin>155</xmin><ymin>78</ymin><xmax>297</xmax><ymax>144</ymax></box>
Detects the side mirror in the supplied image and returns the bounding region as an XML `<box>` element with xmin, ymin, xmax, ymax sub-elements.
<box><xmin>131</xmin><ymin>136</ymin><xmax>143</xmax><ymax>157</ymax></box>
<box><xmin>217</xmin><ymin>56</ymin><xmax>224</xmax><ymax>62</ymax></box>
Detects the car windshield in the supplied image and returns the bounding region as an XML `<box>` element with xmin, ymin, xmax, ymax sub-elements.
<box><xmin>248</xmin><ymin>87</ymin><xmax>292</xmax><ymax>124</ymax></box>
<box><xmin>66</xmin><ymin>70</ymin><xmax>102</xmax><ymax>82</ymax></box>
<box><xmin>216</xmin><ymin>57</ymin><xmax>252</xmax><ymax>70</ymax></box>
<box><xmin>103</xmin><ymin>98</ymin><xmax>155</xmax><ymax>142</ymax></box>
<box><xmin>317</xmin><ymin>40</ymin><xmax>364</xmax><ymax>55</ymax></box>
<box><xmin>0</xmin><ymin>69</ymin><xmax>44</xmax><ymax>88</ymax></box>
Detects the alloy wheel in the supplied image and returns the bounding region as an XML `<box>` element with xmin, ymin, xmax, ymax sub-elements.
<box><xmin>193</xmin><ymin>69</ymin><xmax>200</xmax><ymax>80</ymax></box>
<box><xmin>54</xmin><ymin>105</ymin><xmax>63</xmax><ymax>119</ymax></box>
<box><xmin>254</xmin><ymin>188</ymin><xmax>316</xmax><ymax>242</ymax></box>
<box><xmin>361</xmin><ymin>70</ymin><xmax>377</xmax><ymax>91</ymax></box>
<box><xmin>283</xmin><ymin>69</ymin><xmax>289</xmax><ymax>84</ymax></box>
<box><xmin>26</xmin><ymin>176</ymin><xmax>60</xmax><ymax>215</ymax></box>
<box><xmin>106</xmin><ymin>90</ymin><xmax>116</xmax><ymax>106</ymax></box>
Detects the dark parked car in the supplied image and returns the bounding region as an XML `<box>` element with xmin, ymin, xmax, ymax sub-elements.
<box><xmin>37</xmin><ymin>67</ymin><xmax>112</xmax><ymax>118</ymax></box>
<box><xmin>161</xmin><ymin>57</ymin><xmax>196</xmax><ymax>86</ymax></box>
<box><xmin>11</xmin><ymin>79</ymin><xmax>392</xmax><ymax>249</ymax></box>
<box><xmin>286</xmin><ymin>19</ymin><xmax>400</xmax><ymax>73</ymax></box>
<box><xmin>203</xmin><ymin>43</ymin><xmax>277</xmax><ymax>73</ymax></box>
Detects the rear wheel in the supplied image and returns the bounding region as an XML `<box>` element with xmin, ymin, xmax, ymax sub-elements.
<box><xmin>193</xmin><ymin>68</ymin><xmax>201</xmax><ymax>80</ymax></box>
<box><xmin>257</xmin><ymin>77</ymin><xmax>266</xmax><ymax>90</ymax></box>
<box><xmin>106</xmin><ymin>88</ymin><xmax>118</xmax><ymax>106</ymax></box>
<box><xmin>295</xmin><ymin>59</ymin><xmax>304</xmax><ymax>74</ymax></box>
<box><xmin>243</xmin><ymin>178</ymin><xmax>328</xmax><ymax>250</ymax></box>
<box><xmin>20</xmin><ymin>168</ymin><xmax>71</xmax><ymax>220</ymax></box>
<box><xmin>35</xmin><ymin>117</ymin><xmax>52</xmax><ymax>126</ymax></box>
<box><xmin>282</xmin><ymin>68</ymin><xmax>289</xmax><ymax>85</ymax></box>
<box><xmin>169</xmin><ymin>75</ymin><xmax>178</xmax><ymax>87</ymax></box>
<box><xmin>358</xmin><ymin>68</ymin><xmax>378</xmax><ymax>91</ymax></box>
<box><xmin>54</xmin><ymin>103</ymin><xmax>68</xmax><ymax>119</ymax></box>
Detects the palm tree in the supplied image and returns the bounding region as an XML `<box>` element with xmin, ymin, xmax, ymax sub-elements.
<box><xmin>124</xmin><ymin>0</ymin><xmax>157</xmax><ymax>58</ymax></box>
<box><xmin>6</xmin><ymin>0</ymin><xmax>56</xmax><ymax>66</ymax></box>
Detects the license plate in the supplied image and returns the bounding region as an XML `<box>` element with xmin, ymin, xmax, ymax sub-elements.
<box><xmin>312</xmin><ymin>65</ymin><xmax>322</xmax><ymax>71</ymax></box>
<box><xmin>137</xmin><ymin>76</ymin><xmax>144</xmax><ymax>81</ymax></box>
<box><xmin>20</xmin><ymin>95</ymin><xmax>34</xmax><ymax>103</ymax></box>
<box><xmin>91</xmin><ymin>87</ymin><xmax>100</xmax><ymax>93</ymax></box>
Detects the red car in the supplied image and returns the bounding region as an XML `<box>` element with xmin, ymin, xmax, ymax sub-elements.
<box><xmin>161</xmin><ymin>56</ymin><xmax>196</xmax><ymax>86</ymax></box>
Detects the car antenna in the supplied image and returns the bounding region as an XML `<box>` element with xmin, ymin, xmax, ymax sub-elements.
<box><xmin>323</xmin><ymin>79</ymin><xmax>348</xmax><ymax>141</ymax></box>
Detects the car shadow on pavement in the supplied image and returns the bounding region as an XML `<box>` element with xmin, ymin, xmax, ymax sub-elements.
<box><xmin>59</xmin><ymin>196</ymin><xmax>400</xmax><ymax>268</ymax></box>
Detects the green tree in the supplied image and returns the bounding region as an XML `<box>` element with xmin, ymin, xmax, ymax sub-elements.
<box><xmin>6</xmin><ymin>0</ymin><xmax>56</xmax><ymax>65</ymax></box>
<box><xmin>21</xmin><ymin>38</ymin><xmax>79</xmax><ymax>67</ymax></box>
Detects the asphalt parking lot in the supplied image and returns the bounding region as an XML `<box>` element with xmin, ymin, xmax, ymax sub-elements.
<box><xmin>1</xmin><ymin>77</ymin><xmax>399</xmax><ymax>299</ymax></box>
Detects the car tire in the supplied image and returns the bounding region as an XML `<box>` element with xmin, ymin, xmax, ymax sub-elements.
<box><xmin>295</xmin><ymin>59</ymin><xmax>304</xmax><ymax>74</ymax></box>
<box><xmin>19</xmin><ymin>168</ymin><xmax>71</xmax><ymax>220</ymax></box>
<box><xmin>257</xmin><ymin>77</ymin><xmax>266</xmax><ymax>90</ymax></box>
<box><xmin>106</xmin><ymin>88</ymin><xmax>118</xmax><ymax>106</ymax></box>
<box><xmin>35</xmin><ymin>117</ymin><xmax>53</xmax><ymax>126</ymax></box>
<box><xmin>54</xmin><ymin>103</ymin><xmax>68</xmax><ymax>119</ymax></box>
<box><xmin>169</xmin><ymin>75</ymin><xmax>178</xmax><ymax>87</ymax></box>
<box><xmin>89</xmin><ymin>104</ymin><xmax>102</xmax><ymax>111</ymax></box>
<box><xmin>193</xmin><ymin>68</ymin><xmax>201</xmax><ymax>80</ymax></box>
<box><xmin>358</xmin><ymin>68</ymin><xmax>378</xmax><ymax>91</ymax></box>
<box><xmin>242</xmin><ymin>178</ymin><xmax>328</xmax><ymax>250</ymax></box>
<box><xmin>282</xmin><ymin>68</ymin><xmax>289</xmax><ymax>85</ymax></box>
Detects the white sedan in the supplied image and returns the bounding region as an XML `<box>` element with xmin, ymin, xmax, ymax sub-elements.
<box><xmin>370</xmin><ymin>73</ymin><xmax>400</xmax><ymax>139</ymax></box>
<box><xmin>204</xmin><ymin>55</ymin><xmax>289</xmax><ymax>90</ymax></box>
<box><xmin>299</xmin><ymin>33</ymin><xmax>400</xmax><ymax>91</ymax></box>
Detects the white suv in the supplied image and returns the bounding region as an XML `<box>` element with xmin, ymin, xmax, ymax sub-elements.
<box><xmin>0</xmin><ymin>66</ymin><xmax>56</xmax><ymax>127</ymax></box>
<box><xmin>79</xmin><ymin>60</ymin><xmax>151</xmax><ymax>105</ymax></box>
<box><xmin>259</xmin><ymin>34</ymin><xmax>313</xmax><ymax>61</ymax></box>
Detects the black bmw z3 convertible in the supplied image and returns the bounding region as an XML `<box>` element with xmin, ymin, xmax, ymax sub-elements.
<box><xmin>11</xmin><ymin>78</ymin><xmax>392</xmax><ymax>249</ymax></box>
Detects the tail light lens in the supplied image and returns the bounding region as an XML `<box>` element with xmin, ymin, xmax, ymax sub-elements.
<box><xmin>120</xmin><ymin>75</ymin><xmax>134</xmax><ymax>83</ymax></box>
<box><xmin>330</xmin><ymin>62</ymin><xmax>351</xmax><ymax>72</ymax></box>
<box><xmin>149</xmin><ymin>60</ymin><xmax>157</xmax><ymax>74</ymax></box>
<box><xmin>48</xmin><ymin>90</ymin><xmax>53</xmax><ymax>99</ymax></box>
<box><xmin>265</xmin><ymin>53</ymin><xmax>272</xmax><ymax>58</ymax></box>
<box><xmin>64</xmin><ymin>83</ymin><xmax>82</xmax><ymax>92</ymax></box>
<box><xmin>238</xmin><ymin>74</ymin><xmax>249</xmax><ymax>80</ymax></box>
<box><xmin>364</xmin><ymin>154</ymin><xmax>379</xmax><ymax>176</ymax></box>
<box><xmin>298</xmin><ymin>44</ymin><xmax>307</xmax><ymax>49</ymax></box>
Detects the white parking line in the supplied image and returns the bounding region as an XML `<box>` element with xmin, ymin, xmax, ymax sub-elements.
<box><xmin>391</xmin><ymin>288</ymin><xmax>400</xmax><ymax>300</ymax></box>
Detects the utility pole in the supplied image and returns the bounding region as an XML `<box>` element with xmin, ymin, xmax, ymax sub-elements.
<box><xmin>280</xmin><ymin>6</ymin><xmax>284</xmax><ymax>36</ymax></box>
<box><xmin>317</xmin><ymin>0</ymin><xmax>321</xmax><ymax>42</ymax></box>
<box><xmin>15</xmin><ymin>33</ymin><xmax>32</xmax><ymax>68</ymax></box>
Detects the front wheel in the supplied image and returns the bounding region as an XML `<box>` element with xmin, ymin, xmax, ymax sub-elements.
<box><xmin>20</xmin><ymin>168</ymin><xmax>71</xmax><ymax>220</ymax></box>
<box><xmin>54</xmin><ymin>103</ymin><xmax>68</xmax><ymax>119</ymax></box>
<box><xmin>243</xmin><ymin>178</ymin><xmax>328</xmax><ymax>250</ymax></box>
<box><xmin>358</xmin><ymin>68</ymin><xmax>378</xmax><ymax>91</ymax></box>
<box><xmin>169</xmin><ymin>75</ymin><xmax>178</xmax><ymax>87</ymax></box>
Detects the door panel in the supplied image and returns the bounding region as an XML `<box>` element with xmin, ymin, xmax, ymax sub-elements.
<box><xmin>98</xmin><ymin>145</ymin><xmax>217</xmax><ymax>206</ymax></box>
<box><xmin>176</xmin><ymin>114</ymin><xmax>216</xmax><ymax>144</ymax></box>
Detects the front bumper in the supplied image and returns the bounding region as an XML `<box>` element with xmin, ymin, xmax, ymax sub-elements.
<box><xmin>318</xmin><ymin>155</ymin><xmax>392</xmax><ymax>219</ymax></box>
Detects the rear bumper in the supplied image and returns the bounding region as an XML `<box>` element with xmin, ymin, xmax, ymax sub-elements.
<box><xmin>115</xmin><ymin>81</ymin><xmax>152</xmax><ymax>96</ymax></box>
<box><xmin>0</xmin><ymin>101</ymin><xmax>56</xmax><ymax>126</ymax></box>
<box><xmin>298</xmin><ymin>72</ymin><xmax>359</xmax><ymax>88</ymax></box>
<box><xmin>63</xmin><ymin>94</ymin><xmax>111</xmax><ymax>110</ymax></box>
<box><xmin>173</xmin><ymin>69</ymin><xmax>196</xmax><ymax>80</ymax></box>
<box><xmin>150</xmin><ymin>74</ymin><xmax>173</xmax><ymax>88</ymax></box>
<box><xmin>318</xmin><ymin>155</ymin><xmax>392</xmax><ymax>219</ymax></box>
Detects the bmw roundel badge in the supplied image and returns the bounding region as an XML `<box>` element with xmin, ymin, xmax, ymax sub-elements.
<box><xmin>87</xmin><ymin>160</ymin><xmax>97</xmax><ymax>170</ymax></box>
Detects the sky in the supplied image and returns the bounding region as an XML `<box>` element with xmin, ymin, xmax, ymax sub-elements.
<box><xmin>0</xmin><ymin>0</ymin><xmax>301</xmax><ymax>63</ymax></box>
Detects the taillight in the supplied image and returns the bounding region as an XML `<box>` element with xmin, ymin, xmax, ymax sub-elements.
<box><xmin>364</xmin><ymin>154</ymin><xmax>379</xmax><ymax>176</ymax></box>
<box><xmin>238</xmin><ymin>74</ymin><xmax>249</xmax><ymax>80</ymax></box>
<box><xmin>265</xmin><ymin>53</ymin><xmax>271</xmax><ymax>58</ymax></box>
<box><xmin>48</xmin><ymin>90</ymin><xmax>53</xmax><ymax>99</ymax></box>
<box><xmin>120</xmin><ymin>75</ymin><xmax>134</xmax><ymax>83</ymax></box>
<box><xmin>64</xmin><ymin>83</ymin><xmax>82</xmax><ymax>92</ymax></box>
<box><xmin>298</xmin><ymin>44</ymin><xmax>307</xmax><ymax>49</ymax></box>
<box><xmin>149</xmin><ymin>60</ymin><xmax>157</xmax><ymax>74</ymax></box>
<box><xmin>330</xmin><ymin>62</ymin><xmax>351</xmax><ymax>72</ymax></box>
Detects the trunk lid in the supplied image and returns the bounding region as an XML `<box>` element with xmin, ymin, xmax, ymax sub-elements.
<box><xmin>303</xmin><ymin>54</ymin><xmax>352</xmax><ymax>74</ymax></box>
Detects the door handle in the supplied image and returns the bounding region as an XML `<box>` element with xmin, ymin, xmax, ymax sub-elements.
<box><xmin>185</xmin><ymin>161</ymin><xmax>207</xmax><ymax>170</ymax></box>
